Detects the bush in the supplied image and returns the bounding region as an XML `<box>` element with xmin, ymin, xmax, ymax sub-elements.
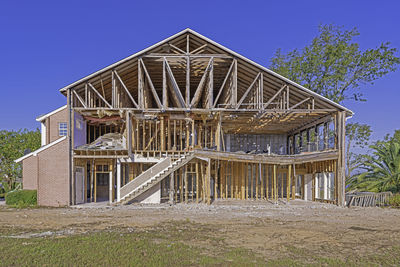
<box><xmin>5</xmin><ymin>190</ymin><xmax>37</xmax><ymax>207</ymax></box>
<box><xmin>389</xmin><ymin>194</ymin><xmax>400</xmax><ymax>208</ymax></box>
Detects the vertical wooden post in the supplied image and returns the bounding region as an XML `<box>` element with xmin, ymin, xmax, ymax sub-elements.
<box><xmin>167</xmin><ymin>118</ymin><xmax>171</xmax><ymax>151</ymax></box>
<box><xmin>160</xmin><ymin>116</ymin><xmax>165</xmax><ymax>151</ymax></box>
<box><xmin>94</xmin><ymin>160</ymin><xmax>97</xmax><ymax>203</ymax></box>
<box><xmin>162</xmin><ymin>57</ymin><xmax>167</xmax><ymax>108</ymax></box>
<box><xmin>169</xmin><ymin>172</ymin><xmax>174</xmax><ymax>204</ymax></box>
<box><xmin>292</xmin><ymin>164</ymin><xmax>296</xmax><ymax>200</ymax></box>
<box><xmin>206</xmin><ymin>160</ymin><xmax>211</xmax><ymax>205</ymax></box>
<box><xmin>273</xmin><ymin>165</ymin><xmax>277</xmax><ymax>202</ymax></box>
<box><xmin>180</xmin><ymin>168</ymin><xmax>183</xmax><ymax>203</ymax></box>
<box><xmin>260</xmin><ymin>163</ymin><xmax>264</xmax><ymax>199</ymax></box>
<box><xmin>196</xmin><ymin>162</ymin><xmax>199</xmax><ymax>203</ymax></box>
<box><xmin>224</xmin><ymin>161</ymin><xmax>228</xmax><ymax>199</ymax></box>
<box><xmin>336</xmin><ymin>111</ymin><xmax>346</xmax><ymax>206</ymax></box>
<box><xmin>186</xmin><ymin>56</ymin><xmax>190</xmax><ymax>106</ymax></box>
<box><xmin>116</xmin><ymin>160</ymin><xmax>121</xmax><ymax>202</ymax></box>
<box><xmin>192</xmin><ymin>119</ymin><xmax>195</xmax><ymax>148</ymax></box>
<box><xmin>109</xmin><ymin>163</ymin><xmax>113</xmax><ymax>204</ymax></box>
<box><xmin>287</xmin><ymin>165</ymin><xmax>291</xmax><ymax>202</ymax></box>
<box><xmin>266</xmin><ymin>164</ymin><xmax>269</xmax><ymax>200</ymax></box>
<box><xmin>175</xmin><ymin>170</ymin><xmax>178</xmax><ymax>203</ymax></box>
<box><xmin>250</xmin><ymin>164</ymin><xmax>254</xmax><ymax>200</ymax></box>
<box><xmin>184</xmin><ymin>166</ymin><xmax>188</xmax><ymax>203</ymax></box>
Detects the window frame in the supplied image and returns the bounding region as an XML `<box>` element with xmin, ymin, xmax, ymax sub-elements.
<box><xmin>59</xmin><ymin>122</ymin><xmax>67</xmax><ymax>136</ymax></box>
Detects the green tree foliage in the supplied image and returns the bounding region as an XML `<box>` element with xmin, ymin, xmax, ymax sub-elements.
<box><xmin>350</xmin><ymin>130</ymin><xmax>400</xmax><ymax>193</ymax></box>
<box><xmin>270</xmin><ymin>24</ymin><xmax>400</xmax><ymax>103</ymax></box>
<box><xmin>345</xmin><ymin>123</ymin><xmax>372</xmax><ymax>187</ymax></box>
<box><xmin>0</xmin><ymin>129</ymin><xmax>41</xmax><ymax>191</ymax></box>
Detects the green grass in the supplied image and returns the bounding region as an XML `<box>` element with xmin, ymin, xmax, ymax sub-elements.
<box><xmin>5</xmin><ymin>189</ymin><xmax>37</xmax><ymax>208</ymax></box>
<box><xmin>1</xmin><ymin>221</ymin><xmax>400</xmax><ymax>266</ymax></box>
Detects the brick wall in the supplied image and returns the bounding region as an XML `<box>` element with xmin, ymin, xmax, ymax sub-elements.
<box><xmin>47</xmin><ymin>108</ymin><xmax>68</xmax><ymax>143</ymax></box>
<box><xmin>37</xmin><ymin>138</ymin><xmax>69</xmax><ymax>206</ymax></box>
<box><xmin>22</xmin><ymin>155</ymin><xmax>38</xmax><ymax>190</ymax></box>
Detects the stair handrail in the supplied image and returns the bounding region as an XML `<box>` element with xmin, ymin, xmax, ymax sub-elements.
<box><xmin>120</xmin><ymin>157</ymin><xmax>171</xmax><ymax>198</ymax></box>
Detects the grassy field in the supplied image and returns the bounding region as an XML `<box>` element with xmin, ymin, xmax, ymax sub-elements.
<box><xmin>1</xmin><ymin>220</ymin><xmax>400</xmax><ymax>266</ymax></box>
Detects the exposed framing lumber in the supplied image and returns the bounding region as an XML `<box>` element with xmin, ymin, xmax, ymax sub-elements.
<box><xmin>213</xmin><ymin>59</ymin><xmax>235</xmax><ymax>108</ymax></box>
<box><xmin>87</xmin><ymin>83</ymin><xmax>112</xmax><ymax>108</ymax></box>
<box><xmin>191</xmin><ymin>44</ymin><xmax>207</xmax><ymax>54</ymax></box>
<box><xmin>139</xmin><ymin>59</ymin><xmax>162</xmax><ymax>108</ymax></box>
<box><xmin>190</xmin><ymin>57</ymin><xmax>213</xmax><ymax>107</ymax></box>
<box><xmin>113</xmin><ymin>70</ymin><xmax>139</xmax><ymax>109</ymax></box>
<box><xmin>263</xmin><ymin>84</ymin><xmax>287</xmax><ymax>109</ymax></box>
<box><xmin>72</xmin><ymin>89</ymin><xmax>87</xmax><ymax>108</ymax></box>
<box><xmin>164</xmin><ymin>58</ymin><xmax>186</xmax><ymax>108</ymax></box>
<box><xmin>168</xmin><ymin>43</ymin><xmax>186</xmax><ymax>54</ymax></box>
<box><xmin>290</xmin><ymin>97</ymin><xmax>311</xmax><ymax>110</ymax></box>
<box><xmin>236</xmin><ymin>72</ymin><xmax>261</xmax><ymax>109</ymax></box>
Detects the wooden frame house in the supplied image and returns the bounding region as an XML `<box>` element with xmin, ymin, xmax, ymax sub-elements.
<box><xmin>17</xmin><ymin>29</ymin><xmax>352</xmax><ymax>206</ymax></box>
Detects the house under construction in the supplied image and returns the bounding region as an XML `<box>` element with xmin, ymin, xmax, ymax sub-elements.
<box><xmin>16</xmin><ymin>29</ymin><xmax>351</xmax><ymax>206</ymax></box>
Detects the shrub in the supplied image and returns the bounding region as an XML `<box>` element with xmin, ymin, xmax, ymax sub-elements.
<box><xmin>389</xmin><ymin>194</ymin><xmax>400</xmax><ymax>208</ymax></box>
<box><xmin>5</xmin><ymin>190</ymin><xmax>37</xmax><ymax>207</ymax></box>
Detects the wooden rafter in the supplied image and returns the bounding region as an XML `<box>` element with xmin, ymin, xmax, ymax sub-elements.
<box><xmin>139</xmin><ymin>59</ymin><xmax>162</xmax><ymax>109</ymax></box>
<box><xmin>236</xmin><ymin>72</ymin><xmax>261</xmax><ymax>109</ymax></box>
<box><xmin>168</xmin><ymin>43</ymin><xmax>185</xmax><ymax>54</ymax></box>
<box><xmin>263</xmin><ymin>84</ymin><xmax>287</xmax><ymax>109</ymax></box>
<box><xmin>213</xmin><ymin>59</ymin><xmax>235</xmax><ymax>108</ymax></box>
<box><xmin>113</xmin><ymin>70</ymin><xmax>139</xmax><ymax>109</ymax></box>
<box><xmin>87</xmin><ymin>82</ymin><xmax>112</xmax><ymax>108</ymax></box>
<box><xmin>191</xmin><ymin>57</ymin><xmax>213</xmax><ymax>108</ymax></box>
<box><xmin>73</xmin><ymin>89</ymin><xmax>87</xmax><ymax>108</ymax></box>
<box><xmin>164</xmin><ymin>58</ymin><xmax>186</xmax><ymax>108</ymax></box>
<box><xmin>290</xmin><ymin>97</ymin><xmax>311</xmax><ymax>110</ymax></box>
<box><xmin>191</xmin><ymin>44</ymin><xmax>207</xmax><ymax>54</ymax></box>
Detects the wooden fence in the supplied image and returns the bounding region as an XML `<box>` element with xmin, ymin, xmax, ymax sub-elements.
<box><xmin>346</xmin><ymin>192</ymin><xmax>393</xmax><ymax>207</ymax></box>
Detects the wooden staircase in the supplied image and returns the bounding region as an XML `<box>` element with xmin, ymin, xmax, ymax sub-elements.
<box><xmin>117</xmin><ymin>153</ymin><xmax>194</xmax><ymax>205</ymax></box>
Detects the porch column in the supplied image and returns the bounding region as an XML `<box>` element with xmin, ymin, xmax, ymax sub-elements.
<box><xmin>117</xmin><ymin>159</ymin><xmax>121</xmax><ymax>202</ymax></box>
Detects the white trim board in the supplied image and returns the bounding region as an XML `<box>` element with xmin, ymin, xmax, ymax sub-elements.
<box><xmin>36</xmin><ymin>105</ymin><xmax>67</xmax><ymax>122</ymax></box>
<box><xmin>14</xmin><ymin>136</ymin><xmax>67</xmax><ymax>163</ymax></box>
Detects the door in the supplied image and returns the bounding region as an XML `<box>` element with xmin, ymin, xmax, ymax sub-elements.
<box><xmin>75</xmin><ymin>167</ymin><xmax>85</xmax><ymax>204</ymax></box>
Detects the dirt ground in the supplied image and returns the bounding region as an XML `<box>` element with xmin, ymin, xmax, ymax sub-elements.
<box><xmin>1</xmin><ymin>199</ymin><xmax>400</xmax><ymax>263</ymax></box>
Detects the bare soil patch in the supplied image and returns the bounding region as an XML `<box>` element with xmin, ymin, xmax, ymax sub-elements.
<box><xmin>1</xmin><ymin>200</ymin><xmax>400</xmax><ymax>264</ymax></box>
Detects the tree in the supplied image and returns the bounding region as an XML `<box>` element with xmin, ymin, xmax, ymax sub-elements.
<box><xmin>0</xmin><ymin>129</ymin><xmax>41</xmax><ymax>191</ymax></box>
<box><xmin>345</xmin><ymin>123</ymin><xmax>372</xmax><ymax>188</ymax></box>
<box><xmin>270</xmin><ymin>24</ymin><xmax>400</xmax><ymax>103</ymax></box>
<box><xmin>350</xmin><ymin>130</ymin><xmax>400</xmax><ymax>193</ymax></box>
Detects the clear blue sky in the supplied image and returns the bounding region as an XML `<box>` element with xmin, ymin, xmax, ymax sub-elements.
<box><xmin>1</xmin><ymin>0</ymin><xmax>399</xmax><ymax>143</ymax></box>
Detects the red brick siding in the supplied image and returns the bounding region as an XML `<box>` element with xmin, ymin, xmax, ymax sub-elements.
<box><xmin>22</xmin><ymin>155</ymin><xmax>38</xmax><ymax>190</ymax></box>
<box><xmin>37</xmin><ymin>138</ymin><xmax>69</xmax><ymax>206</ymax></box>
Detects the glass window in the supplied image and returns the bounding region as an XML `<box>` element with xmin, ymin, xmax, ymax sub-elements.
<box><xmin>59</xmin><ymin>122</ymin><xmax>67</xmax><ymax>136</ymax></box>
